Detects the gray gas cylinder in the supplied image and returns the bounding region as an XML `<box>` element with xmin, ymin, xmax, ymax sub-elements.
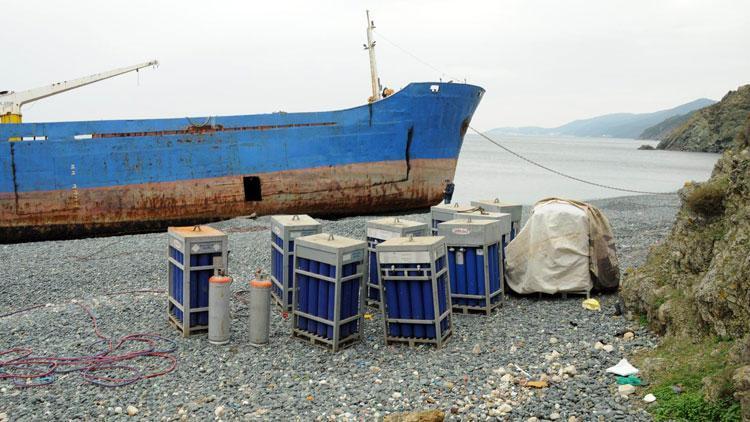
<box><xmin>249</xmin><ymin>274</ymin><xmax>272</xmax><ymax>346</ymax></box>
<box><xmin>208</xmin><ymin>271</ymin><xmax>233</xmax><ymax>345</ymax></box>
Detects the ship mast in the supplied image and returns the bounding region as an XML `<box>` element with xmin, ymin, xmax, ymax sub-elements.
<box><xmin>365</xmin><ymin>10</ymin><xmax>381</xmax><ymax>102</ymax></box>
<box><xmin>0</xmin><ymin>60</ymin><xmax>159</xmax><ymax>124</ymax></box>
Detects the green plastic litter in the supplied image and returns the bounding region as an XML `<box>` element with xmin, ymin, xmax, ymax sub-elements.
<box><xmin>616</xmin><ymin>375</ymin><xmax>642</xmax><ymax>385</ymax></box>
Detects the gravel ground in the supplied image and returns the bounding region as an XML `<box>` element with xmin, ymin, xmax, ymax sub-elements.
<box><xmin>0</xmin><ymin>193</ymin><xmax>680</xmax><ymax>421</ymax></box>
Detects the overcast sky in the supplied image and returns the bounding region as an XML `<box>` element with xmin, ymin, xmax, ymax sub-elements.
<box><xmin>3</xmin><ymin>0</ymin><xmax>749</xmax><ymax>129</ymax></box>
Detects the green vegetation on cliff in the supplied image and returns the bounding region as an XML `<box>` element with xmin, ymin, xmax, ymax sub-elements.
<box><xmin>622</xmin><ymin>115</ymin><xmax>750</xmax><ymax>420</ymax></box>
<box><xmin>657</xmin><ymin>85</ymin><xmax>750</xmax><ymax>152</ymax></box>
<box><xmin>638</xmin><ymin>112</ymin><xmax>694</xmax><ymax>140</ymax></box>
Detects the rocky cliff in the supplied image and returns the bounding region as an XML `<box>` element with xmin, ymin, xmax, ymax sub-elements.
<box><xmin>622</xmin><ymin>115</ymin><xmax>750</xmax><ymax>418</ymax></box>
<box><xmin>657</xmin><ymin>85</ymin><xmax>750</xmax><ymax>152</ymax></box>
<box><xmin>638</xmin><ymin>112</ymin><xmax>693</xmax><ymax>140</ymax></box>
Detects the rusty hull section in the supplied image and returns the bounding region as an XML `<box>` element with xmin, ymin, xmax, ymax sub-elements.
<box><xmin>0</xmin><ymin>158</ymin><xmax>456</xmax><ymax>243</ymax></box>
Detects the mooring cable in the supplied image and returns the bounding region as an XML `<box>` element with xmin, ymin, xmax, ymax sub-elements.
<box><xmin>468</xmin><ymin>126</ymin><xmax>670</xmax><ymax>195</ymax></box>
<box><xmin>374</xmin><ymin>29</ymin><xmax>674</xmax><ymax>196</ymax></box>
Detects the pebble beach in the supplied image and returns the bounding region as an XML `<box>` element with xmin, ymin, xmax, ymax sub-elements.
<box><xmin>0</xmin><ymin>193</ymin><xmax>679</xmax><ymax>421</ymax></box>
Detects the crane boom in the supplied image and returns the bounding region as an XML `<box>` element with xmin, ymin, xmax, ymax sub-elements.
<box><xmin>0</xmin><ymin>60</ymin><xmax>158</xmax><ymax>124</ymax></box>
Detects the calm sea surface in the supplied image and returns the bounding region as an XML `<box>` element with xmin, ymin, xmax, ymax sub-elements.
<box><xmin>451</xmin><ymin>134</ymin><xmax>720</xmax><ymax>205</ymax></box>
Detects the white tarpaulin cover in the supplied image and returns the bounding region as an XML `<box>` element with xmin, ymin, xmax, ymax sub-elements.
<box><xmin>506</xmin><ymin>200</ymin><xmax>593</xmax><ymax>294</ymax></box>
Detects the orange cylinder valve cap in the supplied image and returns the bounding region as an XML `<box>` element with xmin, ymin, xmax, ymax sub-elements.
<box><xmin>209</xmin><ymin>275</ymin><xmax>233</xmax><ymax>284</ymax></box>
<box><xmin>250</xmin><ymin>279</ymin><xmax>272</xmax><ymax>288</ymax></box>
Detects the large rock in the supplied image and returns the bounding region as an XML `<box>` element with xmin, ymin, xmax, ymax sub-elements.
<box><xmin>729</xmin><ymin>336</ymin><xmax>750</xmax><ymax>365</ymax></box>
<box><xmin>623</xmin><ymin>115</ymin><xmax>750</xmax><ymax>415</ymax></box>
<box><xmin>703</xmin><ymin>373</ymin><xmax>733</xmax><ymax>402</ymax></box>
<box><xmin>623</xmin><ymin>115</ymin><xmax>750</xmax><ymax>338</ymax></box>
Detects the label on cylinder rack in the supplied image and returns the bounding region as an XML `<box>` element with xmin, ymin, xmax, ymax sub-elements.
<box><xmin>366</xmin><ymin>228</ymin><xmax>399</xmax><ymax>241</ymax></box>
<box><xmin>456</xmin><ymin>251</ymin><xmax>464</xmax><ymax>265</ymax></box>
<box><xmin>171</xmin><ymin>238</ymin><xmax>183</xmax><ymax>250</ymax></box>
<box><xmin>343</xmin><ymin>250</ymin><xmax>364</xmax><ymax>262</ymax></box>
<box><xmin>290</xmin><ymin>229</ymin><xmax>317</xmax><ymax>239</ymax></box>
<box><xmin>193</xmin><ymin>242</ymin><xmax>222</xmax><ymax>253</ymax></box>
<box><xmin>379</xmin><ymin>251</ymin><xmax>431</xmax><ymax>264</ymax></box>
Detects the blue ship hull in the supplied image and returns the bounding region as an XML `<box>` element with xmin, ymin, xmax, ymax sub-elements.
<box><xmin>0</xmin><ymin>82</ymin><xmax>484</xmax><ymax>242</ymax></box>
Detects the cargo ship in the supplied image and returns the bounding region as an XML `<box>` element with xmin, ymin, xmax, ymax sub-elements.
<box><xmin>0</xmin><ymin>13</ymin><xmax>484</xmax><ymax>243</ymax></box>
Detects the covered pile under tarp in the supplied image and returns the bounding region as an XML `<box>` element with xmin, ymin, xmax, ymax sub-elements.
<box><xmin>506</xmin><ymin>198</ymin><xmax>620</xmax><ymax>295</ymax></box>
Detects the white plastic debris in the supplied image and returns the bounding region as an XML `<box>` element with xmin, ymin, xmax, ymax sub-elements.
<box><xmin>643</xmin><ymin>393</ymin><xmax>657</xmax><ymax>403</ymax></box>
<box><xmin>513</xmin><ymin>363</ymin><xmax>531</xmax><ymax>378</ymax></box>
<box><xmin>606</xmin><ymin>358</ymin><xmax>639</xmax><ymax>376</ymax></box>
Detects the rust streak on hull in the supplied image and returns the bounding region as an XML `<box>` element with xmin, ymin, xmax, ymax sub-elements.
<box><xmin>0</xmin><ymin>158</ymin><xmax>456</xmax><ymax>243</ymax></box>
<box><xmin>92</xmin><ymin>121</ymin><xmax>337</xmax><ymax>138</ymax></box>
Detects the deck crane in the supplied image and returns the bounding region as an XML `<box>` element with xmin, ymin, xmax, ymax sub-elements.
<box><xmin>0</xmin><ymin>60</ymin><xmax>159</xmax><ymax>124</ymax></box>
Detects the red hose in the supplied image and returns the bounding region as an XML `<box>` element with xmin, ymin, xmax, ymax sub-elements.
<box><xmin>0</xmin><ymin>291</ymin><xmax>177</xmax><ymax>388</ymax></box>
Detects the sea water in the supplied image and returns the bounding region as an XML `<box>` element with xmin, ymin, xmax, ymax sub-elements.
<box><xmin>451</xmin><ymin>134</ymin><xmax>720</xmax><ymax>204</ymax></box>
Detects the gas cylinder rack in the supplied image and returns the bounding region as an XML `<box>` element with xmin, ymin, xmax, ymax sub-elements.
<box><xmin>429</xmin><ymin>202</ymin><xmax>477</xmax><ymax>235</ymax></box>
<box><xmin>438</xmin><ymin>218</ymin><xmax>503</xmax><ymax>315</ymax></box>
<box><xmin>292</xmin><ymin>233</ymin><xmax>366</xmax><ymax>352</ymax></box>
<box><xmin>167</xmin><ymin>225</ymin><xmax>229</xmax><ymax>337</ymax></box>
<box><xmin>270</xmin><ymin>215</ymin><xmax>322</xmax><ymax>311</ymax></box>
<box><xmin>462</xmin><ymin>209</ymin><xmax>513</xmax><ymax>247</ymax></box>
<box><xmin>365</xmin><ymin>217</ymin><xmax>428</xmax><ymax>306</ymax></box>
<box><xmin>376</xmin><ymin>236</ymin><xmax>452</xmax><ymax>347</ymax></box>
<box><xmin>470</xmin><ymin>199</ymin><xmax>523</xmax><ymax>242</ymax></box>
<box><xmin>460</xmin><ymin>209</ymin><xmax>512</xmax><ymax>297</ymax></box>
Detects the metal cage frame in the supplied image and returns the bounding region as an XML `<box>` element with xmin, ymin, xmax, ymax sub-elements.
<box><xmin>291</xmin><ymin>233</ymin><xmax>367</xmax><ymax>352</ymax></box>
<box><xmin>167</xmin><ymin>226</ymin><xmax>228</xmax><ymax>337</ymax></box>
<box><xmin>376</xmin><ymin>236</ymin><xmax>453</xmax><ymax>348</ymax></box>
<box><xmin>269</xmin><ymin>215</ymin><xmax>322</xmax><ymax>311</ymax></box>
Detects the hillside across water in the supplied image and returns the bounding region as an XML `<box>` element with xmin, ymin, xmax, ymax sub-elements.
<box><xmin>491</xmin><ymin>98</ymin><xmax>715</xmax><ymax>139</ymax></box>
